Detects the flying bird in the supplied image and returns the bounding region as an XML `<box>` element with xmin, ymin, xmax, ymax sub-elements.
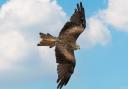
<box><xmin>37</xmin><ymin>2</ymin><xmax>86</xmax><ymax>89</ymax></box>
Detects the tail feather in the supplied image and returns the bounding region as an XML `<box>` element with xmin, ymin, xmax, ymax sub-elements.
<box><xmin>37</xmin><ymin>33</ymin><xmax>57</xmax><ymax>48</ymax></box>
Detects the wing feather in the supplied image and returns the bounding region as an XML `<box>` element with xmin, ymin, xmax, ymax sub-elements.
<box><xmin>59</xmin><ymin>2</ymin><xmax>86</xmax><ymax>42</ymax></box>
<box><xmin>55</xmin><ymin>46</ymin><xmax>76</xmax><ymax>89</ymax></box>
<box><xmin>70</xmin><ymin>2</ymin><xmax>86</xmax><ymax>28</ymax></box>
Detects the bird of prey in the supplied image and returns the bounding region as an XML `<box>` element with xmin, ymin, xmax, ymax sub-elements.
<box><xmin>37</xmin><ymin>2</ymin><xmax>86</xmax><ymax>89</ymax></box>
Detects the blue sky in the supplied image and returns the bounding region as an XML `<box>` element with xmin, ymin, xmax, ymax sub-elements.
<box><xmin>0</xmin><ymin>0</ymin><xmax>5</xmax><ymax>5</ymax></box>
<box><xmin>0</xmin><ymin>0</ymin><xmax>128</xmax><ymax>89</ymax></box>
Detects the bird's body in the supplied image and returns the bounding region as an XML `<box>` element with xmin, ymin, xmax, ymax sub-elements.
<box><xmin>37</xmin><ymin>2</ymin><xmax>86</xmax><ymax>89</ymax></box>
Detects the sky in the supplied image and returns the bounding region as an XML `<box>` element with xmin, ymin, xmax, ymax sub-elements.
<box><xmin>0</xmin><ymin>0</ymin><xmax>128</xmax><ymax>89</ymax></box>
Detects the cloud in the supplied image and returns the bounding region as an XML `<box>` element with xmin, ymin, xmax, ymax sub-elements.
<box><xmin>79</xmin><ymin>15</ymin><xmax>111</xmax><ymax>48</ymax></box>
<box><xmin>79</xmin><ymin>0</ymin><xmax>128</xmax><ymax>48</ymax></box>
<box><xmin>0</xmin><ymin>31</ymin><xmax>28</xmax><ymax>71</ymax></box>
<box><xmin>105</xmin><ymin>0</ymin><xmax>128</xmax><ymax>31</ymax></box>
<box><xmin>0</xmin><ymin>0</ymin><xmax>66</xmax><ymax>75</ymax></box>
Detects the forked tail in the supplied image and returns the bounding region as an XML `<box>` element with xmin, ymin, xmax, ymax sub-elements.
<box><xmin>37</xmin><ymin>33</ymin><xmax>58</xmax><ymax>48</ymax></box>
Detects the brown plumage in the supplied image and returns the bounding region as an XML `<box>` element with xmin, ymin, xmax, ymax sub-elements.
<box><xmin>37</xmin><ymin>2</ymin><xmax>86</xmax><ymax>89</ymax></box>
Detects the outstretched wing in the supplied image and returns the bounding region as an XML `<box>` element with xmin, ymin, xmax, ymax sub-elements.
<box><xmin>55</xmin><ymin>46</ymin><xmax>76</xmax><ymax>89</ymax></box>
<box><xmin>55</xmin><ymin>2</ymin><xmax>85</xmax><ymax>89</ymax></box>
<box><xmin>59</xmin><ymin>2</ymin><xmax>86</xmax><ymax>42</ymax></box>
<box><xmin>70</xmin><ymin>2</ymin><xmax>86</xmax><ymax>28</ymax></box>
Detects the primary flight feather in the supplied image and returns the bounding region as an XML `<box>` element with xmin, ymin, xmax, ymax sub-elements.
<box><xmin>37</xmin><ymin>2</ymin><xmax>86</xmax><ymax>89</ymax></box>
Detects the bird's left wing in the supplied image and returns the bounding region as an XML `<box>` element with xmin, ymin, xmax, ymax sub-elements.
<box><xmin>55</xmin><ymin>45</ymin><xmax>76</xmax><ymax>89</ymax></box>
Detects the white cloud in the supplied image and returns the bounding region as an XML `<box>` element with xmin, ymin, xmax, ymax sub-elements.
<box><xmin>79</xmin><ymin>16</ymin><xmax>111</xmax><ymax>48</ymax></box>
<box><xmin>105</xmin><ymin>0</ymin><xmax>128</xmax><ymax>31</ymax></box>
<box><xmin>0</xmin><ymin>0</ymin><xmax>66</xmax><ymax>74</ymax></box>
<box><xmin>38</xmin><ymin>47</ymin><xmax>56</xmax><ymax>73</ymax></box>
<box><xmin>0</xmin><ymin>31</ymin><xmax>28</xmax><ymax>71</ymax></box>
<box><xmin>79</xmin><ymin>0</ymin><xmax>128</xmax><ymax>48</ymax></box>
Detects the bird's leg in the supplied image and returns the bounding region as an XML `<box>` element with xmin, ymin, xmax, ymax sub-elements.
<box><xmin>75</xmin><ymin>44</ymin><xmax>80</xmax><ymax>50</ymax></box>
<box><xmin>37</xmin><ymin>43</ymin><xmax>41</xmax><ymax>46</ymax></box>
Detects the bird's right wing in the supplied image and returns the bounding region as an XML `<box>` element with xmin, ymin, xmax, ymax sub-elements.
<box><xmin>59</xmin><ymin>2</ymin><xmax>86</xmax><ymax>36</ymax></box>
<box><xmin>58</xmin><ymin>2</ymin><xmax>86</xmax><ymax>42</ymax></box>
<box><xmin>55</xmin><ymin>45</ymin><xmax>76</xmax><ymax>89</ymax></box>
<box><xmin>70</xmin><ymin>2</ymin><xmax>86</xmax><ymax>28</ymax></box>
